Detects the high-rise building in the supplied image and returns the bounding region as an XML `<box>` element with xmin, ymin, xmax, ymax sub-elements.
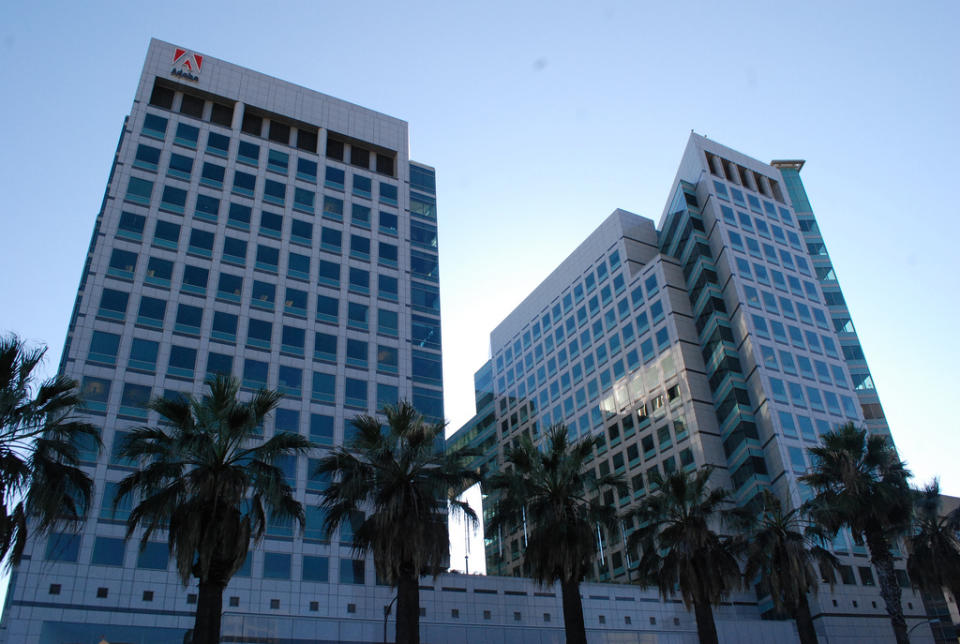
<box><xmin>0</xmin><ymin>39</ymin><xmax>443</xmax><ymax>643</ymax></box>
<box><xmin>450</xmin><ymin>133</ymin><xmax>936</xmax><ymax>642</ymax></box>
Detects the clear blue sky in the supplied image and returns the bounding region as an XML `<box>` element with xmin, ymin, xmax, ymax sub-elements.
<box><xmin>2</xmin><ymin>0</ymin><xmax>958</xmax><ymax>502</ymax></box>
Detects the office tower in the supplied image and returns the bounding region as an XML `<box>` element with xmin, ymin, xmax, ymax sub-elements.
<box><xmin>452</xmin><ymin>133</ymin><xmax>926</xmax><ymax>641</ymax></box>
<box><xmin>0</xmin><ymin>39</ymin><xmax>442</xmax><ymax>643</ymax></box>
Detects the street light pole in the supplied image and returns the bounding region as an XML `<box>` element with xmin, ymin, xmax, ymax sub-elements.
<box><xmin>907</xmin><ymin>617</ymin><xmax>940</xmax><ymax>638</ymax></box>
<box><xmin>383</xmin><ymin>594</ymin><xmax>398</xmax><ymax>644</ymax></box>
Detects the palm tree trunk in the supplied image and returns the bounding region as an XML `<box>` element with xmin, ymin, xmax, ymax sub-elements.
<box><xmin>193</xmin><ymin>580</ymin><xmax>225</xmax><ymax>644</ymax></box>
<box><xmin>692</xmin><ymin>596</ymin><xmax>719</xmax><ymax>644</ymax></box>
<box><xmin>792</xmin><ymin>593</ymin><xmax>820</xmax><ymax>644</ymax></box>
<box><xmin>560</xmin><ymin>578</ymin><xmax>587</xmax><ymax>644</ymax></box>
<box><xmin>866</xmin><ymin>531</ymin><xmax>910</xmax><ymax>644</ymax></box>
<box><xmin>396</xmin><ymin>571</ymin><xmax>420</xmax><ymax>644</ymax></box>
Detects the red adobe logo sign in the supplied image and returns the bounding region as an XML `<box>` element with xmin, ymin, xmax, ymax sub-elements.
<box><xmin>171</xmin><ymin>48</ymin><xmax>203</xmax><ymax>81</ymax></box>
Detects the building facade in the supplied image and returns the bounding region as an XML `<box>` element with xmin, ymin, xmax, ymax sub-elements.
<box><xmin>0</xmin><ymin>39</ymin><xmax>443</xmax><ymax>643</ymax></box>
<box><xmin>450</xmin><ymin>134</ymin><xmax>938</xmax><ymax>642</ymax></box>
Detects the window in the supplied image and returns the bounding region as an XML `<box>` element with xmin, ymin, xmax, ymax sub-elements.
<box><xmin>255</xmin><ymin>245</ymin><xmax>279</xmax><ymax>272</ymax></box>
<box><xmin>117</xmin><ymin>211</ymin><xmax>146</xmax><ymax>241</ymax></box>
<box><xmin>318</xmin><ymin>260</ymin><xmax>340</xmax><ymax>287</ymax></box>
<box><xmin>340</xmin><ymin>559</ymin><xmax>366</xmax><ymax>585</ymax></box>
<box><xmin>351</xmin><ymin>235</ymin><xmax>371</xmax><ymax>260</ymax></box>
<box><xmin>128</xmin><ymin>338</ymin><xmax>159</xmax><ymax>372</ymax></box>
<box><xmin>315</xmin><ymin>332</ymin><xmax>337</xmax><ymax>362</ymax></box>
<box><xmin>378</xmin><ymin>308</ymin><xmax>398</xmax><ymax>336</ymax></box>
<box><xmin>88</xmin><ymin>331</ymin><xmax>120</xmax><ymax>365</ymax></box>
<box><xmin>206</xmin><ymin>352</ymin><xmax>233</xmax><ymax>378</ymax></box>
<box><xmin>297</xmin><ymin>158</ymin><xmax>318</xmax><ymax>182</ymax></box>
<box><xmin>188</xmin><ymin>228</ymin><xmax>214</xmax><ymax>257</ymax></box>
<box><xmin>142</xmin><ymin>113</ymin><xmax>168</xmax><ymax>139</ymax></box>
<box><xmin>293</xmin><ymin>187</ymin><xmax>314</xmax><ymax>213</ymax></box>
<box><xmin>312</xmin><ymin>372</ymin><xmax>335</xmax><ymax>404</ymax></box>
<box><xmin>137</xmin><ymin>542</ymin><xmax>169</xmax><ymax>570</ymax></box>
<box><xmin>310</xmin><ymin>413</ymin><xmax>334</xmax><ymax>444</ymax></box>
<box><xmin>411</xmin><ymin>283</ymin><xmax>440</xmax><ymax>313</ymax></box>
<box><xmin>174</xmin><ymin>122</ymin><xmax>199</xmax><ymax>148</ymax></box>
<box><xmin>350</xmin><ymin>146</ymin><xmax>370</xmax><ymax>169</ymax></box>
<box><xmin>181</xmin><ymin>265</ymin><xmax>208</xmax><ymax>294</ymax></box>
<box><xmin>349</xmin><ymin>267</ymin><xmax>369</xmax><ymax>294</ymax></box>
<box><xmin>263</xmin><ymin>553</ymin><xmax>291</xmax><ymax>580</ymax></box>
<box><xmin>247</xmin><ymin>318</ymin><xmax>272</xmax><ymax>349</ymax></box>
<box><xmin>175</xmin><ymin>303</ymin><xmax>203</xmax><ymax>335</ymax></box>
<box><xmin>288</xmin><ymin>252</ymin><xmax>310</xmax><ymax>280</ymax></box>
<box><xmin>243</xmin><ymin>359</ymin><xmax>268</xmax><ymax>389</ymax></box>
<box><xmin>45</xmin><ymin>533</ymin><xmax>80</xmax><ymax>562</ymax></box>
<box><xmin>316</xmin><ymin>295</ymin><xmax>338</xmax><ymax>324</ymax></box>
<box><xmin>98</xmin><ymin>288</ymin><xmax>129</xmax><ymax>320</ymax></box>
<box><xmin>168</xmin><ymin>345</ymin><xmax>197</xmax><ymax>379</ymax></box>
<box><xmin>228</xmin><ymin>202</ymin><xmax>252</xmax><ymax>230</ymax></box>
<box><xmin>345</xmin><ymin>378</ymin><xmax>367</xmax><ymax>408</ymax></box>
<box><xmin>267</xmin><ymin>149</ymin><xmax>289</xmax><ymax>174</ymax></box>
<box><xmin>233</xmin><ymin>170</ymin><xmax>256</xmax><ymax>197</ymax></box>
<box><xmin>167</xmin><ymin>153</ymin><xmax>193</xmax><ymax>180</ymax></box>
<box><xmin>91</xmin><ymin>537</ymin><xmax>125</xmax><ymax>566</ymax></box>
<box><xmin>323</xmin><ymin>196</ymin><xmax>343</xmax><ymax>220</ymax></box>
<box><xmin>263</xmin><ymin>179</ymin><xmax>285</xmax><ymax>205</ymax></box>
<box><xmin>346</xmin><ymin>339</ymin><xmax>368</xmax><ymax>368</ymax></box>
<box><xmin>379</xmin><ymin>182</ymin><xmax>398</xmax><ymax>205</ymax></box>
<box><xmin>302</xmin><ymin>556</ymin><xmax>329</xmax><ymax>582</ymax></box>
<box><xmin>348</xmin><ymin>302</ymin><xmax>369</xmax><ymax>330</ymax></box>
<box><xmin>321</xmin><ymin>228</ymin><xmax>342</xmax><ymax>253</ymax></box>
<box><xmin>379</xmin><ymin>211</ymin><xmax>398</xmax><ymax>235</ymax></box>
<box><xmin>134</xmin><ymin>144</ymin><xmax>161</xmax><ymax>171</ymax></box>
<box><xmin>353</xmin><ymin>174</ymin><xmax>372</xmax><ymax>199</ymax></box>
<box><xmin>377</xmin><ymin>345</ymin><xmax>398</xmax><ymax>373</ymax></box>
<box><xmin>207</xmin><ymin>131</ymin><xmax>230</xmax><ymax>156</ymax></box>
<box><xmin>211</xmin><ymin>311</ymin><xmax>238</xmax><ymax>342</ymax></box>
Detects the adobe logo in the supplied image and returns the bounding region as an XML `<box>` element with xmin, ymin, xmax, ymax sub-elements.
<box><xmin>171</xmin><ymin>48</ymin><xmax>203</xmax><ymax>82</ymax></box>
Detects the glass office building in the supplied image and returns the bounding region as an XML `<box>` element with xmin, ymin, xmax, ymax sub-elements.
<box><xmin>0</xmin><ymin>39</ymin><xmax>442</xmax><ymax>643</ymax></box>
<box><xmin>451</xmin><ymin>133</ymin><xmax>931</xmax><ymax>642</ymax></box>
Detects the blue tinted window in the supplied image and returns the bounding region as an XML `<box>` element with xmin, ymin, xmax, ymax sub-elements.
<box><xmin>91</xmin><ymin>537</ymin><xmax>125</xmax><ymax>566</ymax></box>
<box><xmin>263</xmin><ymin>552</ymin><xmax>291</xmax><ymax>580</ymax></box>
<box><xmin>136</xmin><ymin>542</ymin><xmax>168</xmax><ymax>569</ymax></box>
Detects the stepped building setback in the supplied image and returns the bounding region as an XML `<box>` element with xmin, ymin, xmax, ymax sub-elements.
<box><xmin>449</xmin><ymin>134</ymin><xmax>946</xmax><ymax>643</ymax></box>
<box><xmin>0</xmin><ymin>37</ymin><xmax>943</xmax><ymax>644</ymax></box>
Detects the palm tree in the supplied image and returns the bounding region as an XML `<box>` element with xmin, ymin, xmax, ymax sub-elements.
<box><xmin>486</xmin><ymin>425</ymin><xmax>621</xmax><ymax>644</ymax></box>
<box><xmin>628</xmin><ymin>467</ymin><xmax>741</xmax><ymax>644</ymax></box>
<box><xmin>115</xmin><ymin>375</ymin><xmax>313</xmax><ymax>644</ymax></box>
<box><xmin>906</xmin><ymin>480</ymin><xmax>960</xmax><ymax>606</ymax></box>
<box><xmin>0</xmin><ymin>335</ymin><xmax>99</xmax><ymax>566</ymax></box>
<box><xmin>315</xmin><ymin>401</ymin><xmax>481</xmax><ymax>644</ymax></box>
<box><xmin>800</xmin><ymin>423</ymin><xmax>913</xmax><ymax>644</ymax></box>
<box><xmin>736</xmin><ymin>489</ymin><xmax>838</xmax><ymax>644</ymax></box>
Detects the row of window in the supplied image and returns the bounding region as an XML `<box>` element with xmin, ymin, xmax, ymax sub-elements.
<box><xmin>711</xmin><ymin>177</ymin><xmax>790</xmax><ymax>222</ymax></box>
<box><xmin>46</xmin><ymin>530</ymin><xmax>366</xmax><ymax>584</ymax></box>
<box><xmin>134</xmin><ymin>130</ymin><xmax>399</xmax><ymax>205</ymax></box>
<box><xmin>105</xmin><ymin>245</ymin><xmax>440</xmax><ymax>314</ymax></box>
<box><xmin>719</xmin><ymin>204</ymin><xmax>802</xmax><ymax>252</ymax></box>
<box><xmin>117</xmin><ymin>191</ymin><xmax>437</xmax><ymax>253</ymax></box>
<box><xmin>727</xmin><ymin>230</ymin><xmax>815</xmax><ymax>287</ymax></box>
<box><xmin>83</xmin><ymin>350</ymin><xmax>396</xmax><ymax>409</ymax></box>
<box><xmin>125</xmin><ymin>168</ymin><xmax>397</xmax><ymax>222</ymax></box>
<box><xmin>769</xmin><ymin>376</ymin><xmax>860</xmax><ymax>420</ymax></box>
<box><xmin>147</xmin><ymin>83</ymin><xmax>397</xmax><ymax>177</ymax></box>
<box><xmin>495</xmin><ymin>248</ymin><xmax>626</xmax><ymax>373</ymax></box>
<box><xmin>113</xmin><ymin>211</ymin><xmax>437</xmax><ymax>281</ymax></box>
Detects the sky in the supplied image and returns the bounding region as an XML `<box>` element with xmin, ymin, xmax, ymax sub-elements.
<box><xmin>1</xmin><ymin>0</ymin><xmax>959</xmax><ymax>578</ymax></box>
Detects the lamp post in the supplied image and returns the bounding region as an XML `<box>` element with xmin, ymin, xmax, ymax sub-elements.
<box><xmin>383</xmin><ymin>594</ymin><xmax>398</xmax><ymax>644</ymax></box>
<box><xmin>907</xmin><ymin>617</ymin><xmax>940</xmax><ymax>637</ymax></box>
